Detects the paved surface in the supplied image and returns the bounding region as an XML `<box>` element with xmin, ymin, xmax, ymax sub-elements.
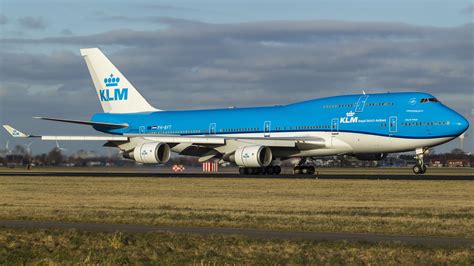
<box><xmin>0</xmin><ymin>220</ymin><xmax>472</xmax><ymax>247</ymax></box>
<box><xmin>0</xmin><ymin>171</ymin><xmax>472</xmax><ymax>180</ymax></box>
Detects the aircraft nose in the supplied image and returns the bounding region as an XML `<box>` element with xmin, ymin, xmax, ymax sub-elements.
<box><xmin>453</xmin><ymin>113</ymin><xmax>469</xmax><ymax>136</ymax></box>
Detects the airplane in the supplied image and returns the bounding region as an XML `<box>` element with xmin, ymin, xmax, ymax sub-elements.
<box><xmin>3</xmin><ymin>48</ymin><xmax>469</xmax><ymax>175</ymax></box>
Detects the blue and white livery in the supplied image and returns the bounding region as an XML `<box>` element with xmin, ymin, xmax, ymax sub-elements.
<box><xmin>4</xmin><ymin>48</ymin><xmax>469</xmax><ymax>175</ymax></box>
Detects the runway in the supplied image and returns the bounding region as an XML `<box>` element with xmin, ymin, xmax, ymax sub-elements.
<box><xmin>1</xmin><ymin>220</ymin><xmax>472</xmax><ymax>247</ymax></box>
<box><xmin>0</xmin><ymin>171</ymin><xmax>472</xmax><ymax>180</ymax></box>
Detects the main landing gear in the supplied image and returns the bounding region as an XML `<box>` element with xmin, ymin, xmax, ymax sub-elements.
<box><xmin>293</xmin><ymin>157</ymin><xmax>316</xmax><ymax>175</ymax></box>
<box><xmin>239</xmin><ymin>165</ymin><xmax>282</xmax><ymax>175</ymax></box>
<box><xmin>293</xmin><ymin>165</ymin><xmax>316</xmax><ymax>175</ymax></box>
<box><xmin>413</xmin><ymin>148</ymin><xmax>428</xmax><ymax>175</ymax></box>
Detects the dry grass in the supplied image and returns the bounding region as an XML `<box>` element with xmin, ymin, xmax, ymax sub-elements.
<box><xmin>0</xmin><ymin>176</ymin><xmax>473</xmax><ymax>237</ymax></box>
<box><xmin>1</xmin><ymin>228</ymin><xmax>472</xmax><ymax>265</ymax></box>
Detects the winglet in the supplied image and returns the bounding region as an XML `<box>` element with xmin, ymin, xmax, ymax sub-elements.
<box><xmin>3</xmin><ymin>125</ymin><xmax>30</xmax><ymax>138</ymax></box>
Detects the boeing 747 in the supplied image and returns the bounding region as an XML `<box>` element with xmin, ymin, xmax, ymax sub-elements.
<box><xmin>4</xmin><ymin>48</ymin><xmax>469</xmax><ymax>175</ymax></box>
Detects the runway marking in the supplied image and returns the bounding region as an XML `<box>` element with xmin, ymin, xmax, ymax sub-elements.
<box><xmin>0</xmin><ymin>220</ymin><xmax>473</xmax><ymax>247</ymax></box>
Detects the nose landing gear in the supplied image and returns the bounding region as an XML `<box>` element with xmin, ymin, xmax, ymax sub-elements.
<box><xmin>413</xmin><ymin>148</ymin><xmax>428</xmax><ymax>175</ymax></box>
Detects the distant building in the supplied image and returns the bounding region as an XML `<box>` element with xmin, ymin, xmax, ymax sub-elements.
<box><xmin>5</xmin><ymin>154</ymin><xmax>25</xmax><ymax>168</ymax></box>
<box><xmin>446</xmin><ymin>159</ymin><xmax>470</xmax><ymax>167</ymax></box>
<box><xmin>86</xmin><ymin>161</ymin><xmax>102</xmax><ymax>167</ymax></box>
<box><xmin>430</xmin><ymin>160</ymin><xmax>444</xmax><ymax>167</ymax></box>
<box><xmin>72</xmin><ymin>150</ymin><xmax>99</xmax><ymax>159</ymax></box>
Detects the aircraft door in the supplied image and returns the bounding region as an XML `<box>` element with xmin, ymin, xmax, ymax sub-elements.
<box><xmin>139</xmin><ymin>126</ymin><xmax>145</xmax><ymax>134</ymax></box>
<box><xmin>264</xmin><ymin>121</ymin><xmax>271</xmax><ymax>137</ymax></box>
<box><xmin>209</xmin><ymin>123</ymin><xmax>216</xmax><ymax>134</ymax></box>
<box><xmin>331</xmin><ymin>118</ymin><xmax>339</xmax><ymax>146</ymax></box>
<box><xmin>355</xmin><ymin>95</ymin><xmax>369</xmax><ymax>112</ymax></box>
<box><xmin>389</xmin><ymin>116</ymin><xmax>397</xmax><ymax>134</ymax></box>
<box><xmin>331</xmin><ymin>118</ymin><xmax>339</xmax><ymax>135</ymax></box>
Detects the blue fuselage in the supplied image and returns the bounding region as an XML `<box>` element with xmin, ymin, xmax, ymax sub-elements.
<box><xmin>91</xmin><ymin>92</ymin><xmax>468</xmax><ymax>143</ymax></box>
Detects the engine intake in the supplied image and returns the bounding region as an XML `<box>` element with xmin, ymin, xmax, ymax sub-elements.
<box><xmin>124</xmin><ymin>142</ymin><xmax>171</xmax><ymax>164</ymax></box>
<box><xmin>352</xmin><ymin>153</ymin><xmax>387</xmax><ymax>161</ymax></box>
<box><xmin>234</xmin><ymin>145</ymin><xmax>272</xmax><ymax>167</ymax></box>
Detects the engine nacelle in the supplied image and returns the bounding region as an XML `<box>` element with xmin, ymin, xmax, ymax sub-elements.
<box><xmin>234</xmin><ymin>145</ymin><xmax>272</xmax><ymax>167</ymax></box>
<box><xmin>124</xmin><ymin>142</ymin><xmax>171</xmax><ymax>164</ymax></box>
<box><xmin>352</xmin><ymin>153</ymin><xmax>387</xmax><ymax>161</ymax></box>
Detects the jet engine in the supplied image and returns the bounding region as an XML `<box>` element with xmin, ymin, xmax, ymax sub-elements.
<box><xmin>233</xmin><ymin>145</ymin><xmax>272</xmax><ymax>167</ymax></box>
<box><xmin>123</xmin><ymin>142</ymin><xmax>171</xmax><ymax>164</ymax></box>
<box><xmin>352</xmin><ymin>153</ymin><xmax>387</xmax><ymax>161</ymax></box>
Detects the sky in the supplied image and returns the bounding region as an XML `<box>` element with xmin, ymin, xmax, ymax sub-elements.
<box><xmin>0</xmin><ymin>0</ymin><xmax>473</xmax><ymax>155</ymax></box>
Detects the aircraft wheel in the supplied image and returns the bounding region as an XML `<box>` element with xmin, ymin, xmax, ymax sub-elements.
<box><xmin>239</xmin><ymin>167</ymin><xmax>246</xmax><ymax>175</ymax></box>
<box><xmin>293</xmin><ymin>166</ymin><xmax>301</xmax><ymax>174</ymax></box>
<box><xmin>301</xmin><ymin>167</ymin><xmax>309</xmax><ymax>174</ymax></box>
<box><xmin>252</xmin><ymin>167</ymin><xmax>261</xmax><ymax>175</ymax></box>
<box><xmin>307</xmin><ymin>166</ymin><xmax>316</xmax><ymax>175</ymax></box>
<box><xmin>252</xmin><ymin>168</ymin><xmax>261</xmax><ymax>175</ymax></box>
<box><xmin>421</xmin><ymin>164</ymin><xmax>427</xmax><ymax>174</ymax></box>
<box><xmin>413</xmin><ymin>164</ymin><xmax>423</xmax><ymax>175</ymax></box>
<box><xmin>266</xmin><ymin>166</ymin><xmax>274</xmax><ymax>175</ymax></box>
<box><xmin>274</xmin><ymin>166</ymin><xmax>281</xmax><ymax>175</ymax></box>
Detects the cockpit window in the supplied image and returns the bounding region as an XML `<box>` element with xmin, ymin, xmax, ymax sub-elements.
<box><xmin>420</xmin><ymin>98</ymin><xmax>439</xmax><ymax>103</ymax></box>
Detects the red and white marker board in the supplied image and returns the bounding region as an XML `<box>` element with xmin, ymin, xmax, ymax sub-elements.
<box><xmin>202</xmin><ymin>161</ymin><xmax>219</xmax><ymax>172</ymax></box>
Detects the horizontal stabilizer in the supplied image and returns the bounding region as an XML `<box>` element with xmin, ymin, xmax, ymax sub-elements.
<box><xmin>34</xmin><ymin>117</ymin><xmax>128</xmax><ymax>128</ymax></box>
<box><xmin>3</xmin><ymin>124</ymin><xmax>128</xmax><ymax>141</ymax></box>
<box><xmin>3</xmin><ymin>125</ymin><xmax>30</xmax><ymax>138</ymax></box>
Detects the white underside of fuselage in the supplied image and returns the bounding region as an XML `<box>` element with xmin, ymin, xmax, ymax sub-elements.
<box><xmin>212</xmin><ymin>131</ymin><xmax>454</xmax><ymax>157</ymax></box>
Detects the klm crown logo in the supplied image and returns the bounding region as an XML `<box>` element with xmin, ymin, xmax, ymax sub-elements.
<box><xmin>104</xmin><ymin>74</ymin><xmax>120</xmax><ymax>87</ymax></box>
<box><xmin>99</xmin><ymin>74</ymin><xmax>128</xmax><ymax>102</ymax></box>
<box><xmin>341</xmin><ymin>111</ymin><xmax>358</xmax><ymax>123</ymax></box>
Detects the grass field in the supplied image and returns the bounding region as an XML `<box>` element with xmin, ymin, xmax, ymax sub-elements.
<box><xmin>1</xmin><ymin>175</ymin><xmax>473</xmax><ymax>264</ymax></box>
<box><xmin>1</xmin><ymin>228</ymin><xmax>473</xmax><ymax>265</ymax></box>
<box><xmin>0</xmin><ymin>176</ymin><xmax>473</xmax><ymax>237</ymax></box>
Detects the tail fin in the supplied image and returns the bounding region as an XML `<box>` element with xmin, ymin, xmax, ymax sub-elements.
<box><xmin>80</xmin><ymin>48</ymin><xmax>159</xmax><ymax>113</ymax></box>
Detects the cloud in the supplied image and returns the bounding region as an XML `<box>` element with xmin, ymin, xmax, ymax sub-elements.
<box><xmin>1</xmin><ymin>19</ymin><xmax>473</xmax><ymax>152</ymax></box>
<box><xmin>139</xmin><ymin>3</ymin><xmax>231</xmax><ymax>17</ymax></box>
<box><xmin>60</xmin><ymin>29</ymin><xmax>73</xmax><ymax>35</ymax></box>
<box><xmin>2</xmin><ymin>19</ymin><xmax>447</xmax><ymax>46</ymax></box>
<box><xmin>0</xmin><ymin>15</ymin><xmax>8</xmax><ymax>25</ymax></box>
<box><xmin>96</xmin><ymin>15</ymin><xmax>205</xmax><ymax>28</ymax></box>
<box><xmin>141</xmin><ymin>3</ymin><xmax>201</xmax><ymax>12</ymax></box>
<box><xmin>17</xmin><ymin>16</ymin><xmax>47</xmax><ymax>30</ymax></box>
<box><xmin>0</xmin><ymin>50</ymin><xmax>88</xmax><ymax>85</ymax></box>
<box><xmin>460</xmin><ymin>4</ymin><xmax>474</xmax><ymax>15</ymax></box>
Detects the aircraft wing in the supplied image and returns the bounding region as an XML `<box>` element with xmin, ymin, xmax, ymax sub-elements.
<box><xmin>34</xmin><ymin>117</ymin><xmax>129</xmax><ymax>128</ymax></box>
<box><xmin>3</xmin><ymin>124</ymin><xmax>326</xmax><ymax>148</ymax></box>
<box><xmin>126</xmin><ymin>134</ymin><xmax>325</xmax><ymax>148</ymax></box>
